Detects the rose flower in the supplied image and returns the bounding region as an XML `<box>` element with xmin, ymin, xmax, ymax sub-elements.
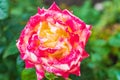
<box><xmin>16</xmin><ymin>2</ymin><xmax>91</xmax><ymax>80</ymax></box>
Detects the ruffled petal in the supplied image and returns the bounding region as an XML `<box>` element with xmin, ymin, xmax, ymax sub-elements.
<box><xmin>25</xmin><ymin>60</ymin><xmax>34</xmax><ymax>68</ymax></box>
<box><xmin>49</xmin><ymin>2</ymin><xmax>61</xmax><ymax>11</ymax></box>
<box><xmin>35</xmin><ymin>65</ymin><xmax>45</xmax><ymax>80</ymax></box>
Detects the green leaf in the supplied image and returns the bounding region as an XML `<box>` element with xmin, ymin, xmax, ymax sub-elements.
<box><xmin>0</xmin><ymin>73</ymin><xmax>9</xmax><ymax>80</ymax></box>
<box><xmin>21</xmin><ymin>68</ymin><xmax>37</xmax><ymax>80</ymax></box>
<box><xmin>107</xmin><ymin>68</ymin><xmax>119</xmax><ymax>80</ymax></box>
<box><xmin>108</xmin><ymin>33</ymin><xmax>120</xmax><ymax>47</ymax></box>
<box><xmin>16</xmin><ymin>56</ymin><xmax>24</xmax><ymax>75</ymax></box>
<box><xmin>45</xmin><ymin>72</ymin><xmax>57</xmax><ymax>80</ymax></box>
<box><xmin>0</xmin><ymin>0</ymin><xmax>9</xmax><ymax>20</ymax></box>
<box><xmin>3</xmin><ymin>38</ymin><xmax>18</xmax><ymax>58</ymax></box>
<box><xmin>116</xmin><ymin>71</ymin><xmax>120</xmax><ymax>80</ymax></box>
<box><xmin>91</xmin><ymin>53</ymin><xmax>102</xmax><ymax>62</ymax></box>
<box><xmin>93</xmin><ymin>39</ymin><xmax>107</xmax><ymax>46</ymax></box>
<box><xmin>92</xmin><ymin>47</ymin><xmax>110</xmax><ymax>55</ymax></box>
<box><xmin>0</xmin><ymin>46</ymin><xmax>5</xmax><ymax>55</ymax></box>
<box><xmin>44</xmin><ymin>72</ymin><xmax>67</xmax><ymax>80</ymax></box>
<box><xmin>54</xmin><ymin>76</ymin><xmax>65</xmax><ymax>80</ymax></box>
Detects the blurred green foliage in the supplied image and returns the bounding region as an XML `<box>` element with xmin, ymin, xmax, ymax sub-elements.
<box><xmin>0</xmin><ymin>0</ymin><xmax>120</xmax><ymax>80</ymax></box>
<box><xmin>0</xmin><ymin>0</ymin><xmax>9</xmax><ymax>20</ymax></box>
<box><xmin>71</xmin><ymin>0</ymin><xmax>101</xmax><ymax>25</ymax></box>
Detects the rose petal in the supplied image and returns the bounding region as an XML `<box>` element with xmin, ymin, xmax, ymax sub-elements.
<box><xmin>49</xmin><ymin>2</ymin><xmax>61</xmax><ymax>11</ymax></box>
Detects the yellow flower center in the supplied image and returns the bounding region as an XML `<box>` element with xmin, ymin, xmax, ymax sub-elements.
<box><xmin>37</xmin><ymin>21</ymin><xmax>71</xmax><ymax>59</ymax></box>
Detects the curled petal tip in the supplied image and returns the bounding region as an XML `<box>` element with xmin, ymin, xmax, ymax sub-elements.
<box><xmin>62</xmin><ymin>9</ymin><xmax>71</xmax><ymax>14</ymax></box>
<box><xmin>38</xmin><ymin>7</ymin><xmax>44</xmax><ymax>14</ymax></box>
<box><xmin>82</xmin><ymin>51</ymin><xmax>89</xmax><ymax>59</ymax></box>
<box><xmin>86</xmin><ymin>25</ymin><xmax>92</xmax><ymax>30</ymax></box>
<box><xmin>38</xmin><ymin>7</ymin><xmax>41</xmax><ymax>13</ymax></box>
<box><xmin>49</xmin><ymin>2</ymin><xmax>61</xmax><ymax>11</ymax></box>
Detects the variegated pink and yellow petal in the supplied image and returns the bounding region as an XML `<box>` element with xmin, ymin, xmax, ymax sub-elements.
<box><xmin>16</xmin><ymin>2</ymin><xmax>91</xmax><ymax>80</ymax></box>
<box><xmin>35</xmin><ymin>65</ymin><xmax>45</xmax><ymax>80</ymax></box>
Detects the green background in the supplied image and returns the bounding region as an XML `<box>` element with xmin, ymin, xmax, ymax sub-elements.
<box><xmin>0</xmin><ymin>0</ymin><xmax>120</xmax><ymax>80</ymax></box>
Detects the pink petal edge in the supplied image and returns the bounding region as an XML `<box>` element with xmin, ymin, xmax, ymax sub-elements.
<box><xmin>49</xmin><ymin>2</ymin><xmax>61</xmax><ymax>11</ymax></box>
